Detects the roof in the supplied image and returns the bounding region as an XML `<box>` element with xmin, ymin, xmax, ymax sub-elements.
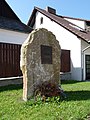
<box><xmin>0</xmin><ymin>0</ymin><xmax>20</xmax><ymax>21</ymax></box>
<box><xmin>0</xmin><ymin>0</ymin><xmax>32</xmax><ymax>33</ymax></box>
<box><xmin>0</xmin><ymin>16</ymin><xmax>32</xmax><ymax>33</ymax></box>
<box><xmin>27</xmin><ymin>7</ymin><xmax>90</xmax><ymax>42</ymax></box>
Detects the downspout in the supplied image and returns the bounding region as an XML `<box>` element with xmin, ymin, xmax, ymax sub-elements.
<box><xmin>82</xmin><ymin>44</ymin><xmax>90</xmax><ymax>80</ymax></box>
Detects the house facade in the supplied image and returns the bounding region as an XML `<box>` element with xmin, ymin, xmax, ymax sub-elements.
<box><xmin>0</xmin><ymin>0</ymin><xmax>32</xmax><ymax>78</ymax></box>
<box><xmin>27</xmin><ymin>6</ymin><xmax>90</xmax><ymax>81</ymax></box>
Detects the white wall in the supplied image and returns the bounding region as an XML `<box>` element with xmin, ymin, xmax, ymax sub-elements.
<box><xmin>34</xmin><ymin>12</ymin><xmax>82</xmax><ymax>80</ymax></box>
<box><xmin>0</xmin><ymin>29</ymin><xmax>29</xmax><ymax>45</ymax></box>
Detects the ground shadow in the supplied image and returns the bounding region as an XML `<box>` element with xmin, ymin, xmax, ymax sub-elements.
<box><xmin>64</xmin><ymin>90</ymin><xmax>90</xmax><ymax>101</ymax></box>
<box><xmin>61</xmin><ymin>80</ymin><xmax>82</xmax><ymax>85</ymax></box>
<box><xmin>0</xmin><ymin>84</ymin><xmax>23</xmax><ymax>92</ymax></box>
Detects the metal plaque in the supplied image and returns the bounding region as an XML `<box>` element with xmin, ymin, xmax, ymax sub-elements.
<box><xmin>41</xmin><ymin>45</ymin><xmax>52</xmax><ymax>64</ymax></box>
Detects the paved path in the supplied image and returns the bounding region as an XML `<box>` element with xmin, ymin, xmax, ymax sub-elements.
<box><xmin>0</xmin><ymin>76</ymin><xmax>23</xmax><ymax>87</ymax></box>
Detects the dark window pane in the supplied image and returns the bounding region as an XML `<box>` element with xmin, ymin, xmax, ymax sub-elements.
<box><xmin>40</xmin><ymin>17</ymin><xmax>43</xmax><ymax>24</ymax></box>
<box><xmin>86</xmin><ymin>55</ymin><xmax>90</xmax><ymax>79</ymax></box>
<box><xmin>86</xmin><ymin>21</ymin><xmax>90</xmax><ymax>26</ymax></box>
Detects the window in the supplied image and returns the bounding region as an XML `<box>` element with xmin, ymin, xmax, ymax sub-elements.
<box><xmin>61</xmin><ymin>49</ymin><xmax>70</xmax><ymax>72</ymax></box>
<box><xmin>41</xmin><ymin>45</ymin><xmax>52</xmax><ymax>64</ymax></box>
<box><xmin>40</xmin><ymin>17</ymin><xmax>43</xmax><ymax>24</ymax></box>
<box><xmin>85</xmin><ymin>21</ymin><xmax>90</xmax><ymax>32</ymax></box>
<box><xmin>85</xmin><ymin>55</ymin><xmax>90</xmax><ymax>80</ymax></box>
<box><xmin>86</xmin><ymin>21</ymin><xmax>90</xmax><ymax>26</ymax></box>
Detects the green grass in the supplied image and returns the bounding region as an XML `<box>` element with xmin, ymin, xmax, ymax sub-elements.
<box><xmin>0</xmin><ymin>81</ymin><xmax>90</xmax><ymax>120</ymax></box>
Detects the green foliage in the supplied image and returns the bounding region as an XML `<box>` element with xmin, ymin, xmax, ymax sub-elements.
<box><xmin>0</xmin><ymin>81</ymin><xmax>90</xmax><ymax>120</ymax></box>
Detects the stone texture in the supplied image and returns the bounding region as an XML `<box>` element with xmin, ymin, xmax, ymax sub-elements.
<box><xmin>20</xmin><ymin>28</ymin><xmax>61</xmax><ymax>101</ymax></box>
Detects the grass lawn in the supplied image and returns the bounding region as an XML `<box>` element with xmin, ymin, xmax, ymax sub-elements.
<box><xmin>0</xmin><ymin>80</ymin><xmax>90</xmax><ymax>120</ymax></box>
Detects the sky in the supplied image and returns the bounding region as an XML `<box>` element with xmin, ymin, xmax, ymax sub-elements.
<box><xmin>6</xmin><ymin>0</ymin><xmax>90</xmax><ymax>24</ymax></box>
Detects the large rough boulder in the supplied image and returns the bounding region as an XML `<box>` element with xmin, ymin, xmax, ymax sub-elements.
<box><xmin>20</xmin><ymin>28</ymin><xmax>61</xmax><ymax>101</ymax></box>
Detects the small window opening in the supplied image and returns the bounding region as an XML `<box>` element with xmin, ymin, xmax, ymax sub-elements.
<box><xmin>40</xmin><ymin>17</ymin><xmax>43</xmax><ymax>24</ymax></box>
<box><xmin>86</xmin><ymin>21</ymin><xmax>90</xmax><ymax>26</ymax></box>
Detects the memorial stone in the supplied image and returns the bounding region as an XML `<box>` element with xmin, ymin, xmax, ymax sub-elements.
<box><xmin>20</xmin><ymin>28</ymin><xmax>61</xmax><ymax>101</ymax></box>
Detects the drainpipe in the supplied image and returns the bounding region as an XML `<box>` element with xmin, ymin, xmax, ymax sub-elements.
<box><xmin>82</xmin><ymin>44</ymin><xmax>90</xmax><ymax>80</ymax></box>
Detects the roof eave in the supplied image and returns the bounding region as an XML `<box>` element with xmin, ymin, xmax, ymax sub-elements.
<box><xmin>77</xmin><ymin>36</ymin><xmax>89</xmax><ymax>43</ymax></box>
<box><xmin>0</xmin><ymin>27</ymin><xmax>30</xmax><ymax>34</ymax></box>
<box><xmin>27</xmin><ymin>7</ymin><xmax>37</xmax><ymax>26</ymax></box>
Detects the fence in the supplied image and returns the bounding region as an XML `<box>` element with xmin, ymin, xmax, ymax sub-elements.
<box><xmin>0</xmin><ymin>42</ymin><xmax>22</xmax><ymax>78</ymax></box>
